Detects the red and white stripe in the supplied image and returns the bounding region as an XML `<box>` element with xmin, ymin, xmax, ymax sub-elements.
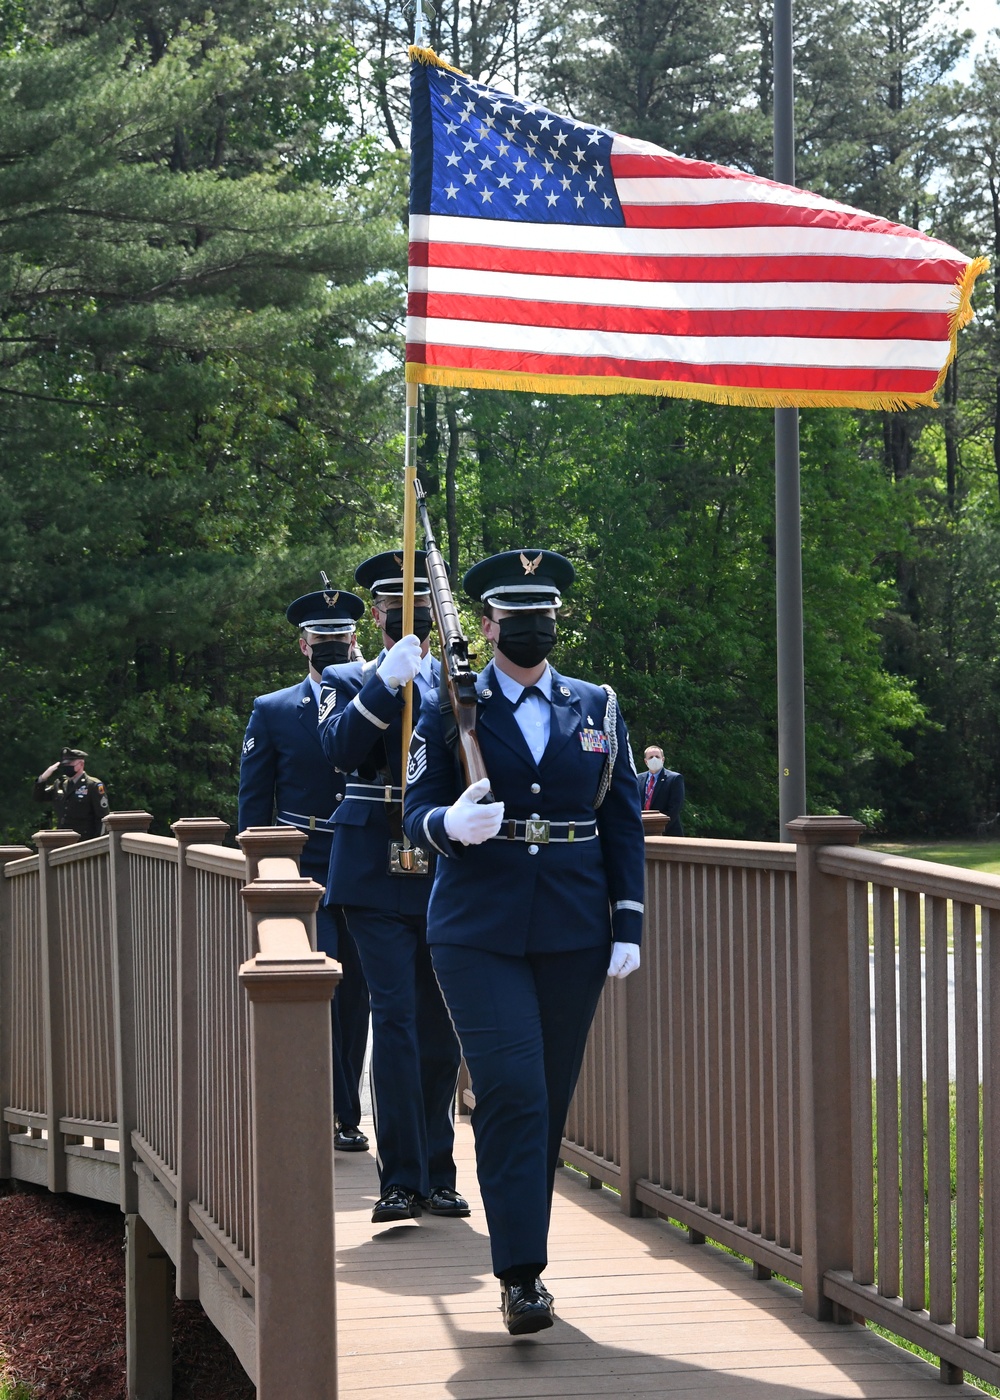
<box><xmin>407</xmin><ymin>134</ymin><xmax>974</xmax><ymax>403</ymax></box>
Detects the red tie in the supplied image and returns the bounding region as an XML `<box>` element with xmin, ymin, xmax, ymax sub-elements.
<box><xmin>644</xmin><ymin>773</ymin><xmax>655</xmax><ymax>810</ymax></box>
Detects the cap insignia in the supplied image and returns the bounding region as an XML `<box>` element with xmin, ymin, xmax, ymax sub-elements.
<box><xmin>324</xmin><ymin>591</ymin><xmax>340</xmax><ymax>608</ymax></box>
<box><xmin>520</xmin><ymin>551</ymin><xmax>542</xmax><ymax>576</ymax></box>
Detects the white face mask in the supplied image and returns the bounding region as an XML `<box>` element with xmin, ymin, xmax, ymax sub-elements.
<box><xmin>646</xmin><ymin>756</ymin><xmax>664</xmax><ymax>774</ymax></box>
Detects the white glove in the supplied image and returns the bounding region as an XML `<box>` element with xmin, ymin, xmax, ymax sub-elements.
<box><xmin>377</xmin><ymin>634</ymin><xmax>423</xmax><ymax>690</ymax></box>
<box><xmin>443</xmin><ymin>778</ymin><xmax>505</xmax><ymax>846</ymax></box>
<box><xmin>607</xmin><ymin>942</ymin><xmax>641</xmax><ymax>979</ymax></box>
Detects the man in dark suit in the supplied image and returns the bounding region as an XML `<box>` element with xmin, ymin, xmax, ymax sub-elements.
<box><xmin>238</xmin><ymin>582</ymin><xmax>371</xmax><ymax>1153</ymax></box>
<box><xmin>318</xmin><ymin>550</ymin><xmax>466</xmax><ymax>1225</ymax></box>
<box><xmin>403</xmin><ymin>548</ymin><xmax>645</xmax><ymax>1336</ymax></box>
<box><xmin>638</xmin><ymin>744</ymin><xmax>685</xmax><ymax>835</ymax></box>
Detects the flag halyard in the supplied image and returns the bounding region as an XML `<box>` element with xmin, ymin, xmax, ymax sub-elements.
<box><xmin>407</xmin><ymin>46</ymin><xmax>985</xmax><ymax>411</ymax></box>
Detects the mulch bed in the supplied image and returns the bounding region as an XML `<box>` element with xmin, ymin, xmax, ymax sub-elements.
<box><xmin>0</xmin><ymin>1184</ymin><xmax>254</xmax><ymax>1399</ymax></box>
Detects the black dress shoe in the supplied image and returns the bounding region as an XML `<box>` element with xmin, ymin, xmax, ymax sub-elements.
<box><xmin>500</xmin><ymin>1279</ymin><xmax>555</xmax><ymax>1336</ymax></box>
<box><xmin>371</xmin><ymin>1186</ymin><xmax>423</xmax><ymax>1223</ymax></box>
<box><xmin>334</xmin><ymin>1124</ymin><xmax>369</xmax><ymax>1152</ymax></box>
<box><xmin>422</xmin><ymin>1186</ymin><xmax>470</xmax><ymax>1217</ymax></box>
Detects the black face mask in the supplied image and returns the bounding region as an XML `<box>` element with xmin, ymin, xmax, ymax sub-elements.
<box><xmin>383</xmin><ymin>608</ymin><xmax>433</xmax><ymax>643</ymax></box>
<box><xmin>497</xmin><ymin>614</ymin><xmax>557</xmax><ymax>669</ymax></box>
<box><xmin>308</xmin><ymin>639</ymin><xmax>351</xmax><ymax>672</ymax></box>
<box><xmin>58</xmin><ymin>762</ymin><xmax>77</xmax><ymax>779</ymax></box>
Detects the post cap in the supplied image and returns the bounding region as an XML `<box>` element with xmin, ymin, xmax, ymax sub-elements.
<box><xmin>170</xmin><ymin>817</ymin><xmax>230</xmax><ymax>846</ymax></box>
<box><xmin>34</xmin><ymin>830</ymin><xmax>81</xmax><ymax>851</ymax></box>
<box><xmin>238</xmin><ymin>827</ymin><xmax>309</xmax><ymax>860</ymax></box>
<box><xmin>785</xmin><ymin>815</ymin><xmax>865</xmax><ymax>846</ymax></box>
<box><xmin>104</xmin><ymin>811</ymin><xmax>155</xmax><ymax>834</ymax></box>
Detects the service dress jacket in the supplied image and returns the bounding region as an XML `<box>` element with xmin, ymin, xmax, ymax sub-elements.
<box><xmin>318</xmin><ymin>654</ymin><xmax>442</xmax><ymax>915</ymax></box>
<box><xmin>238</xmin><ymin>677</ymin><xmax>345</xmax><ymax>873</ymax></box>
<box><xmin>637</xmin><ymin>767</ymin><xmax>685</xmax><ymax>836</ymax></box>
<box><xmin>402</xmin><ymin>660</ymin><xmax>645</xmax><ymax>957</ymax></box>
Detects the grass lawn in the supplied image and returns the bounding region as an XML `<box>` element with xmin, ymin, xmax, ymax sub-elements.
<box><xmin>868</xmin><ymin>838</ymin><xmax>1000</xmax><ymax>876</ymax></box>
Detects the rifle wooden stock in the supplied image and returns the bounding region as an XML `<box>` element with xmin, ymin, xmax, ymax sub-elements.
<box><xmin>415</xmin><ymin>481</ymin><xmax>492</xmax><ymax>792</ymax></box>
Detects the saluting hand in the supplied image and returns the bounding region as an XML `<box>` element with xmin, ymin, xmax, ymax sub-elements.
<box><xmin>444</xmin><ymin>778</ymin><xmax>505</xmax><ymax>846</ymax></box>
<box><xmin>607</xmin><ymin>942</ymin><xmax>641</xmax><ymax>979</ymax></box>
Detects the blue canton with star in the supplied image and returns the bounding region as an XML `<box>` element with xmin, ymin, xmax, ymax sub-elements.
<box><xmin>410</xmin><ymin>59</ymin><xmax>624</xmax><ymax>226</ymax></box>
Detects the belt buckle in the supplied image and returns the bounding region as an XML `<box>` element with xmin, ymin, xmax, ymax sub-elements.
<box><xmin>524</xmin><ymin>819</ymin><xmax>550</xmax><ymax>844</ymax></box>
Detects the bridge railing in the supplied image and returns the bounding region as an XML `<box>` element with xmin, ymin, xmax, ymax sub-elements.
<box><xmin>0</xmin><ymin>818</ymin><xmax>341</xmax><ymax>1399</ymax></box>
<box><xmin>562</xmin><ymin>814</ymin><xmax>1000</xmax><ymax>1391</ymax></box>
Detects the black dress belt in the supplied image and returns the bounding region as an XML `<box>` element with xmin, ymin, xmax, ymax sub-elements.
<box><xmin>489</xmin><ymin>818</ymin><xmax>597</xmax><ymax>845</ymax></box>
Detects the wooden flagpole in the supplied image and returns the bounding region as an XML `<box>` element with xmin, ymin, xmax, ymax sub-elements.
<box><xmin>400</xmin><ymin>381</ymin><xmax>418</xmax><ymax>786</ymax></box>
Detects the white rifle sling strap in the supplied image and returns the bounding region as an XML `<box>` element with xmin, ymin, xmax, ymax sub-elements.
<box><xmin>594</xmin><ymin>684</ymin><xmax>618</xmax><ymax>810</ymax></box>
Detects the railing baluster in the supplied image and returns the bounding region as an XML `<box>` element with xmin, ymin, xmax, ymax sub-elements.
<box><xmin>924</xmin><ymin>893</ymin><xmax>951</xmax><ymax>1325</ymax></box>
<box><xmin>984</xmin><ymin>906</ymin><xmax>1000</xmax><ymax>1351</ymax></box>
<box><xmin>898</xmin><ymin>888</ymin><xmax>925</xmax><ymax>1312</ymax></box>
<box><xmin>873</xmin><ymin>882</ymin><xmax>899</xmax><ymax>1299</ymax></box>
<box><xmin>954</xmin><ymin>900</ymin><xmax>980</xmax><ymax>1338</ymax></box>
<box><xmin>847</xmin><ymin>877</ymin><xmax>874</xmax><ymax>1287</ymax></box>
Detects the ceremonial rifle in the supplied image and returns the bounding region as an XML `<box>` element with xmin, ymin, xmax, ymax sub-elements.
<box><xmin>413</xmin><ymin>478</ymin><xmax>491</xmax><ymax>792</ymax></box>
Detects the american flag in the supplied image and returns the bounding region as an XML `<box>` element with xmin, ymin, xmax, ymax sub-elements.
<box><xmin>408</xmin><ymin>48</ymin><xmax>985</xmax><ymax>411</ymax></box>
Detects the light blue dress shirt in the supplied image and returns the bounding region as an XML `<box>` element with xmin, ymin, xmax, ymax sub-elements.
<box><xmin>493</xmin><ymin>662</ymin><xmax>553</xmax><ymax>765</ymax></box>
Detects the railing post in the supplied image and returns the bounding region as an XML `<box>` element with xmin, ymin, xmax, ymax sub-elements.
<box><xmin>170</xmin><ymin>817</ymin><xmax>229</xmax><ymax>1300</ymax></box>
<box><xmin>0</xmin><ymin>845</ymin><xmax>33</xmax><ymax>1182</ymax></box>
<box><xmin>788</xmin><ymin>814</ymin><xmax>864</xmax><ymax>1320</ymax></box>
<box><xmin>105</xmin><ymin>812</ymin><xmax>155</xmax><ymax>1215</ymax></box>
<box><xmin>616</xmin><ymin>960</ymin><xmax>651</xmax><ymax>1216</ymax></box>
<box><xmin>238</xmin><ymin>827</ymin><xmax>308</xmax><ymax>884</ymax></box>
<box><xmin>240</xmin><ymin>873</ymin><xmax>339</xmax><ymax>1400</ymax></box>
<box><xmin>35</xmin><ymin>829</ymin><xmax>81</xmax><ymax>1193</ymax></box>
<box><xmin>126</xmin><ymin>1210</ymin><xmax>173</xmax><ymax>1400</ymax></box>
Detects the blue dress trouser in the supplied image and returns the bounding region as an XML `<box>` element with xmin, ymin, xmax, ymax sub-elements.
<box><xmin>430</xmin><ymin>943</ymin><xmax>608</xmax><ymax>1277</ymax></box>
<box><xmin>342</xmin><ymin>906</ymin><xmax>461</xmax><ymax>1197</ymax></box>
<box><xmin>304</xmin><ymin>854</ymin><xmax>370</xmax><ymax>1131</ymax></box>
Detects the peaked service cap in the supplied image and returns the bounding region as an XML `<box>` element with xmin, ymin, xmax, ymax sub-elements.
<box><xmin>285</xmin><ymin>587</ymin><xmax>365</xmax><ymax>634</ymax></box>
<box><xmin>463</xmin><ymin>549</ymin><xmax>574</xmax><ymax>611</ymax></box>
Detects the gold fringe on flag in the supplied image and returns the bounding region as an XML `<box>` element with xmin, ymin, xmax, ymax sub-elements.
<box><xmin>409</xmin><ymin>44</ymin><xmax>464</xmax><ymax>75</ymax></box>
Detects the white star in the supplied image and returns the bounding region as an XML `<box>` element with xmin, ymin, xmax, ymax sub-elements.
<box><xmin>587</xmin><ymin>129</ymin><xmax>602</xmax><ymax>145</ymax></box>
<box><xmin>445</xmin><ymin>121</ymin><xmax>459</xmax><ymax>136</ymax></box>
<box><xmin>497</xmin><ymin>172</ymin><xmax>512</xmax><ymax>188</ymax></box>
<box><xmin>451</xmin><ymin>80</ymin><xmax>463</xmax><ymax>95</ymax></box>
<box><xmin>441</xmin><ymin>93</ymin><xmax>453</xmax><ymax>105</ymax></box>
<box><xmin>478</xmin><ymin>124</ymin><xmax>492</xmax><ymax>138</ymax></box>
<box><xmin>542</xmin><ymin>157</ymin><xmax>554</xmax><ymax>173</ymax></box>
<box><xmin>444</xmin><ymin>183</ymin><xmax>459</xmax><ymax>199</ymax></box>
<box><xmin>525</xmin><ymin>143</ymin><xmax>537</xmax><ymax>158</ymax></box>
<box><xmin>559</xmin><ymin>173</ymin><xmax>572</xmax><ymax>190</ymax></box>
<box><xmin>601</xmin><ymin>193</ymin><xmax>613</xmax><ymax>208</ymax></box>
<box><xmin>569</xmin><ymin>161</ymin><xmax>580</xmax><ymax>173</ymax></box>
<box><xmin>514</xmin><ymin>156</ymin><xmax>527</xmax><ymax>172</ymax></box>
<box><xmin>497</xmin><ymin>140</ymin><xmax>510</xmax><ymax>156</ymax></box>
<box><xmin>507</xmin><ymin>114</ymin><xmax>521</xmax><ymax>129</ymax></box>
<box><xmin>594</xmin><ymin>161</ymin><xmax>604</xmax><ymax>176</ymax></box>
<box><xmin>554</xmin><ymin>130</ymin><xmax>568</xmax><ymax>146</ymax></box>
<box><xmin>481</xmin><ymin>114</ymin><xmax>496</xmax><ymax>128</ymax></box>
<box><xmin>480</xmin><ymin>154</ymin><xmax>495</xmax><ymax>170</ymax></box>
<box><xmin>574</xmin><ymin>192</ymin><xmax>585</xmax><ymax>207</ymax></box>
<box><xmin>462</xmin><ymin>138</ymin><xmax>477</xmax><ymax>152</ymax></box>
<box><xmin>464</xmin><ymin>170</ymin><xmax>478</xmax><ymax>185</ymax></box>
<box><xmin>480</xmin><ymin>187</ymin><xmax>493</xmax><ymax>203</ymax></box>
<box><xmin>514</xmin><ymin>189</ymin><xmax>529</xmax><ymax>206</ymax></box>
<box><xmin>586</xmin><ymin>176</ymin><xmax>597</xmax><ymax>191</ymax></box>
<box><xmin>538</xmin><ymin>114</ymin><xmax>553</xmax><ymax>130</ymax></box>
<box><xmin>545</xmin><ymin>190</ymin><xmax>558</xmax><ymax>206</ymax></box>
<box><xmin>530</xmin><ymin>173</ymin><xmax>544</xmax><ymax>190</ymax></box>
<box><xmin>462</xmin><ymin>102</ymin><xmax>476</xmax><ymax>120</ymax></box>
<box><xmin>491</xmin><ymin>98</ymin><xmax>505</xmax><ymax>112</ymax></box>
<box><xmin>573</xmin><ymin>146</ymin><xmax>586</xmax><ymax>161</ymax></box>
<box><xmin>549</xmin><ymin>146</ymin><xmax>561</xmax><ymax>160</ymax></box>
<box><xmin>445</xmin><ymin>151</ymin><xmax>460</xmax><ymax>167</ymax></box>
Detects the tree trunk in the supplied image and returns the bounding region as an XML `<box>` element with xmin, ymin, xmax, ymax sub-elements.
<box><xmin>445</xmin><ymin>397</ymin><xmax>460</xmax><ymax>578</ymax></box>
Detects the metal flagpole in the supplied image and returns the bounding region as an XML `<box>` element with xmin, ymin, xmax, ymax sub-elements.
<box><xmin>773</xmin><ymin>0</ymin><xmax>807</xmax><ymax>835</ymax></box>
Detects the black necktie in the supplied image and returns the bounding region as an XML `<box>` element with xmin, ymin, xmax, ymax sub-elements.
<box><xmin>513</xmin><ymin>684</ymin><xmax>544</xmax><ymax>710</ymax></box>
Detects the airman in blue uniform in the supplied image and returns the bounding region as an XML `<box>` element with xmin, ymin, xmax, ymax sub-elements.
<box><xmin>238</xmin><ymin>582</ymin><xmax>371</xmax><ymax>1153</ymax></box>
<box><xmin>403</xmin><ymin>548</ymin><xmax>645</xmax><ymax>1336</ymax></box>
<box><xmin>318</xmin><ymin>550</ymin><xmax>466</xmax><ymax>1224</ymax></box>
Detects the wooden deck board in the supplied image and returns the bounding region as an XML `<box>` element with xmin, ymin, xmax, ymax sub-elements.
<box><xmin>335</xmin><ymin>1121</ymin><xmax>985</xmax><ymax>1399</ymax></box>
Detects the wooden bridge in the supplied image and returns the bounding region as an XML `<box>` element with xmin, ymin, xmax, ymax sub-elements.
<box><xmin>1</xmin><ymin>815</ymin><xmax>998</xmax><ymax>1398</ymax></box>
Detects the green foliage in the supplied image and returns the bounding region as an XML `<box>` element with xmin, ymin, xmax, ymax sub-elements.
<box><xmin>3</xmin><ymin>0</ymin><xmax>1000</xmax><ymax>844</ymax></box>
